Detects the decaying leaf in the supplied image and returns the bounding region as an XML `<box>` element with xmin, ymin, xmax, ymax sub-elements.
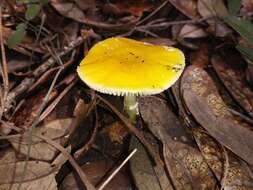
<box><xmin>130</xmin><ymin>136</ymin><xmax>173</xmax><ymax>190</ymax></box>
<box><xmin>193</xmin><ymin>129</ymin><xmax>253</xmax><ymax>190</ymax></box>
<box><xmin>211</xmin><ymin>55</ymin><xmax>253</xmax><ymax>117</ymax></box>
<box><xmin>178</xmin><ymin>24</ymin><xmax>207</xmax><ymax>39</ymax></box>
<box><xmin>0</xmin><ymin>149</ymin><xmax>57</xmax><ymax>190</ymax></box>
<box><xmin>10</xmin><ymin>118</ymin><xmax>74</xmax><ymax>161</ymax></box>
<box><xmin>197</xmin><ymin>0</ymin><xmax>232</xmax><ymax>37</ymax></box>
<box><xmin>181</xmin><ymin>65</ymin><xmax>253</xmax><ymax>165</ymax></box>
<box><xmin>139</xmin><ymin>96</ymin><xmax>217</xmax><ymax>190</ymax></box>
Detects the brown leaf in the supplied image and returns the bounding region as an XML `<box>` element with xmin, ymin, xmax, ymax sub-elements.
<box><xmin>13</xmin><ymin>89</ymin><xmax>58</xmax><ymax>128</ymax></box>
<box><xmin>197</xmin><ymin>0</ymin><xmax>232</xmax><ymax>37</ymax></box>
<box><xmin>168</xmin><ymin>0</ymin><xmax>200</xmax><ymax>19</ymax></box>
<box><xmin>241</xmin><ymin>0</ymin><xmax>253</xmax><ymax>15</ymax></box>
<box><xmin>139</xmin><ymin>96</ymin><xmax>217</xmax><ymax>190</ymax></box>
<box><xmin>178</xmin><ymin>24</ymin><xmax>208</xmax><ymax>39</ymax></box>
<box><xmin>211</xmin><ymin>55</ymin><xmax>253</xmax><ymax>117</ymax></box>
<box><xmin>10</xmin><ymin>118</ymin><xmax>74</xmax><ymax>161</ymax></box>
<box><xmin>181</xmin><ymin>65</ymin><xmax>253</xmax><ymax>165</ymax></box>
<box><xmin>190</xmin><ymin>44</ymin><xmax>209</xmax><ymax>68</ymax></box>
<box><xmin>0</xmin><ymin>149</ymin><xmax>57</xmax><ymax>190</ymax></box>
<box><xmin>193</xmin><ymin>129</ymin><xmax>253</xmax><ymax>189</ymax></box>
<box><xmin>130</xmin><ymin>136</ymin><xmax>173</xmax><ymax>190</ymax></box>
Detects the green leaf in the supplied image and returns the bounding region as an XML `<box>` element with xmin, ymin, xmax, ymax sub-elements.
<box><xmin>25</xmin><ymin>4</ymin><xmax>41</xmax><ymax>21</ymax></box>
<box><xmin>236</xmin><ymin>45</ymin><xmax>253</xmax><ymax>64</ymax></box>
<box><xmin>223</xmin><ymin>14</ymin><xmax>253</xmax><ymax>44</ymax></box>
<box><xmin>228</xmin><ymin>0</ymin><xmax>241</xmax><ymax>15</ymax></box>
<box><xmin>7</xmin><ymin>23</ymin><xmax>27</xmax><ymax>49</ymax></box>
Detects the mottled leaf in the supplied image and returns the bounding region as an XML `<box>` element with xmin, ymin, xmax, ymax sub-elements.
<box><xmin>181</xmin><ymin>65</ymin><xmax>253</xmax><ymax>165</ymax></box>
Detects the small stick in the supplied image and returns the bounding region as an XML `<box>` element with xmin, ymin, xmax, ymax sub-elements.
<box><xmin>0</xmin><ymin>7</ymin><xmax>9</xmax><ymax>118</ymax></box>
<box><xmin>3</xmin><ymin>37</ymin><xmax>84</xmax><ymax>116</ymax></box>
<box><xmin>97</xmin><ymin>149</ymin><xmax>137</xmax><ymax>190</ymax></box>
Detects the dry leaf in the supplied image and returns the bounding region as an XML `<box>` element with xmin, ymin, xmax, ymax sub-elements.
<box><xmin>193</xmin><ymin>129</ymin><xmax>253</xmax><ymax>189</ymax></box>
<box><xmin>178</xmin><ymin>24</ymin><xmax>207</xmax><ymax>39</ymax></box>
<box><xmin>10</xmin><ymin>118</ymin><xmax>74</xmax><ymax>161</ymax></box>
<box><xmin>139</xmin><ymin>96</ymin><xmax>217</xmax><ymax>190</ymax></box>
<box><xmin>0</xmin><ymin>149</ymin><xmax>57</xmax><ymax>190</ymax></box>
<box><xmin>130</xmin><ymin>136</ymin><xmax>173</xmax><ymax>190</ymax></box>
<box><xmin>211</xmin><ymin>55</ymin><xmax>253</xmax><ymax>117</ymax></box>
<box><xmin>181</xmin><ymin>65</ymin><xmax>253</xmax><ymax>165</ymax></box>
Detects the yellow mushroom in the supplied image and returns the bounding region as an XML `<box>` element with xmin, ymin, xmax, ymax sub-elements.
<box><xmin>77</xmin><ymin>37</ymin><xmax>185</xmax><ymax>122</ymax></box>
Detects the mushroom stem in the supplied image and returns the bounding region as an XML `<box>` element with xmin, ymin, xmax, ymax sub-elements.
<box><xmin>124</xmin><ymin>95</ymin><xmax>138</xmax><ymax>122</ymax></box>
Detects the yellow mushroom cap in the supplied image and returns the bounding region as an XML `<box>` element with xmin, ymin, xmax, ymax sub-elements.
<box><xmin>77</xmin><ymin>37</ymin><xmax>185</xmax><ymax>96</ymax></box>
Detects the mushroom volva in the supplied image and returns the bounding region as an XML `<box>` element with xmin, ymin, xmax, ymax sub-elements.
<box><xmin>77</xmin><ymin>37</ymin><xmax>185</xmax><ymax>122</ymax></box>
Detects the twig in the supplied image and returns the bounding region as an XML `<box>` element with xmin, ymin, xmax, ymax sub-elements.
<box><xmin>36</xmin><ymin>134</ymin><xmax>96</xmax><ymax>190</ymax></box>
<box><xmin>74</xmin><ymin>103</ymin><xmax>99</xmax><ymax>159</ymax></box>
<box><xmin>137</xmin><ymin>17</ymin><xmax>212</xmax><ymax>30</ymax></box>
<box><xmin>228</xmin><ymin>108</ymin><xmax>253</xmax><ymax>125</ymax></box>
<box><xmin>221</xmin><ymin>147</ymin><xmax>229</xmax><ymax>190</ymax></box>
<box><xmin>17</xmin><ymin>67</ymin><xmax>63</xmax><ymax>190</ymax></box>
<box><xmin>137</xmin><ymin>0</ymin><xmax>169</xmax><ymax>25</ymax></box>
<box><xmin>97</xmin><ymin>149</ymin><xmax>137</xmax><ymax>190</ymax></box>
<box><xmin>38</xmin><ymin>77</ymin><xmax>77</xmax><ymax>122</ymax></box>
<box><xmin>95</xmin><ymin>94</ymin><xmax>164</xmax><ymax>167</ymax></box>
<box><xmin>0</xmin><ymin>7</ymin><xmax>9</xmax><ymax>118</ymax></box>
<box><xmin>3</xmin><ymin>36</ymin><xmax>84</xmax><ymax>116</ymax></box>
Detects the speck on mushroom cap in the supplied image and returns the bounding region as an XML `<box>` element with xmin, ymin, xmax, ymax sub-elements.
<box><xmin>77</xmin><ymin>37</ymin><xmax>185</xmax><ymax>96</ymax></box>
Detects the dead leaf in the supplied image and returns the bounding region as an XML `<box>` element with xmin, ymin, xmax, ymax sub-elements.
<box><xmin>168</xmin><ymin>0</ymin><xmax>200</xmax><ymax>19</ymax></box>
<box><xmin>139</xmin><ymin>96</ymin><xmax>217</xmax><ymax>190</ymax></box>
<box><xmin>104</xmin><ymin>121</ymin><xmax>128</xmax><ymax>144</ymax></box>
<box><xmin>181</xmin><ymin>65</ymin><xmax>253</xmax><ymax>165</ymax></box>
<box><xmin>193</xmin><ymin>129</ymin><xmax>253</xmax><ymax>189</ymax></box>
<box><xmin>197</xmin><ymin>0</ymin><xmax>232</xmax><ymax>37</ymax></box>
<box><xmin>241</xmin><ymin>0</ymin><xmax>253</xmax><ymax>15</ymax></box>
<box><xmin>12</xmin><ymin>89</ymin><xmax>58</xmax><ymax>128</ymax></box>
<box><xmin>10</xmin><ymin>118</ymin><xmax>74</xmax><ymax>161</ymax></box>
<box><xmin>211</xmin><ymin>55</ymin><xmax>253</xmax><ymax>117</ymax></box>
<box><xmin>190</xmin><ymin>44</ymin><xmax>209</xmax><ymax>68</ymax></box>
<box><xmin>130</xmin><ymin>136</ymin><xmax>173</xmax><ymax>190</ymax></box>
<box><xmin>178</xmin><ymin>24</ymin><xmax>208</xmax><ymax>39</ymax></box>
<box><xmin>0</xmin><ymin>149</ymin><xmax>57</xmax><ymax>190</ymax></box>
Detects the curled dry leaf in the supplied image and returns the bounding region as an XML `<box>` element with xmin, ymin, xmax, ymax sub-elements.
<box><xmin>241</xmin><ymin>0</ymin><xmax>253</xmax><ymax>15</ymax></box>
<box><xmin>0</xmin><ymin>149</ymin><xmax>57</xmax><ymax>190</ymax></box>
<box><xmin>168</xmin><ymin>0</ymin><xmax>200</xmax><ymax>19</ymax></box>
<box><xmin>130</xmin><ymin>136</ymin><xmax>173</xmax><ymax>190</ymax></box>
<box><xmin>211</xmin><ymin>55</ymin><xmax>253</xmax><ymax>118</ymax></box>
<box><xmin>193</xmin><ymin>129</ymin><xmax>253</xmax><ymax>190</ymax></box>
<box><xmin>139</xmin><ymin>96</ymin><xmax>217</xmax><ymax>190</ymax></box>
<box><xmin>178</xmin><ymin>24</ymin><xmax>208</xmax><ymax>39</ymax></box>
<box><xmin>181</xmin><ymin>65</ymin><xmax>253</xmax><ymax>165</ymax></box>
<box><xmin>197</xmin><ymin>0</ymin><xmax>232</xmax><ymax>37</ymax></box>
<box><xmin>10</xmin><ymin>118</ymin><xmax>74</xmax><ymax>161</ymax></box>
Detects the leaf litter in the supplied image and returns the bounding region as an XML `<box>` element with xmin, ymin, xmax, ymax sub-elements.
<box><xmin>1</xmin><ymin>0</ymin><xmax>253</xmax><ymax>189</ymax></box>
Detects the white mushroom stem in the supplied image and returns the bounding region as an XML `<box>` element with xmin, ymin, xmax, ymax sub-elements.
<box><xmin>124</xmin><ymin>95</ymin><xmax>138</xmax><ymax>122</ymax></box>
